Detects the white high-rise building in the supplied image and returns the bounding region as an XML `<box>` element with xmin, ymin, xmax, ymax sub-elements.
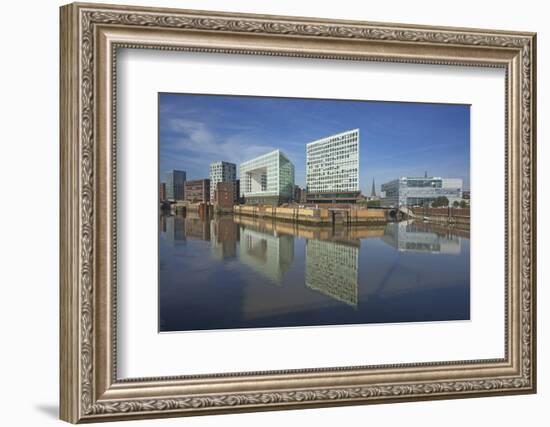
<box><xmin>209</xmin><ymin>161</ymin><xmax>236</xmax><ymax>202</ymax></box>
<box><xmin>306</xmin><ymin>129</ymin><xmax>360</xmax><ymax>203</ymax></box>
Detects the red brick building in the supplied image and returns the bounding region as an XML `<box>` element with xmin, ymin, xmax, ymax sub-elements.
<box><xmin>214</xmin><ymin>181</ymin><xmax>236</xmax><ymax>209</ymax></box>
<box><xmin>184</xmin><ymin>179</ymin><xmax>210</xmax><ymax>203</ymax></box>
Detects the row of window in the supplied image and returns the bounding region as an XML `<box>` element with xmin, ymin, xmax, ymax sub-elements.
<box><xmin>308</xmin><ymin>148</ymin><xmax>358</xmax><ymax>159</ymax></box>
<box><xmin>308</xmin><ymin>186</ymin><xmax>359</xmax><ymax>191</ymax></box>
<box><xmin>308</xmin><ymin>142</ymin><xmax>358</xmax><ymax>152</ymax></box>
<box><xmin>308</xmin><ymin>162</ymin><xmax>357</xmax><ymax>169</ymax></box>
<box><xmin>308</xmin><ymin>136</ymin><xmax>358</xmax><ymax>154</ymax></box>
<box><xmin>308</xmin><ymin>167</ymin><xmax>358</xmax><ymax>174</ymax></box>
<box><xmin>308</xmin><ymin>179</ymin><xmax>358</xmax><ymax>184</ymax></box>
<box><xmin>308</xmin><ymin>156</ymin><xmax>357</xmax><ymax>165</ymax></box>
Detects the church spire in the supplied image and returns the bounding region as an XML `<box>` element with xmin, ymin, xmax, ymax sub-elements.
<box><xmin>370</xmin><ymin>177</ymin><xmax>376</xmax><ymax>197</ymax></box>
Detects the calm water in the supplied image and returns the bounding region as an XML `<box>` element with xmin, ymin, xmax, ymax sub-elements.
<box><xmin>159</xmin><ymin>213</ymin><xmax>470</xmax><ymax>332</ymax></box>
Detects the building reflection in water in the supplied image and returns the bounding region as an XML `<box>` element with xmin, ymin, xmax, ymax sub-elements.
<box><xmin>305</xmin><ymin>239</ymin><xmax>359</xmax><ymax>307</ymax></box>
<box><xmin>160</xmin><ymin>213</ymin><xmax>470</xmax><ymax>331</ymax></box>
<box><xmin>382</xmin><ymin>221</ymin><xmax>462</xmax><ymax>255</ymax></box>
<box><xmin>163</xmin><ymin>214</ymin><xmax>186</xmax><ymax>242</ymax></box>
<box><xmin>159</xmin><ymin>214</ymin><xmax>167</xmax><ymax>234</ymax></box>
<box><xmin>238</xmin><ymin>226</ymin><xmax>294</xmax><ymax>284</ymax></box>
<box><xmin>232</xmin><ymin>216</ymin><xmax>361</xmax><ymax>306</ymax></box>
<box><xmin>161</xmin><ymin>214</ymin><xmax>464</xmax><ymax>307</ymax></box>
<box><xmin>210</xmin><ymin>216</ymin><xmax>239</xmax><ymax>259</ymax></box>
<box><xmin>162</xmin><ymin>212</ymin><xmax>212</xmax><ymax>243</ymax></box>
<box><xmin>184</xmin><ymin>212</ymin><xmax>211</xmax><ymax>241</ymax></box>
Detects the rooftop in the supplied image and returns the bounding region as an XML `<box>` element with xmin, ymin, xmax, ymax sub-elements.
<box><xmin>306</xmin><ymin>128</ymin><xmax>360</xmax><ymax>147</ymax></box>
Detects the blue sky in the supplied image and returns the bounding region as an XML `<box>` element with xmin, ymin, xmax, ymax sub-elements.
<box><xmin>159</xmin><ymin>93</ymin><xmax>470</xmax><ymax>193</ymax></box>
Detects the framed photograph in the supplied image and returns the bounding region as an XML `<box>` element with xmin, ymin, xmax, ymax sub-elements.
<box><xmin>60</xmin><ymin>2</ymin><xmax>537</xmax><ymax>423</ymax></box>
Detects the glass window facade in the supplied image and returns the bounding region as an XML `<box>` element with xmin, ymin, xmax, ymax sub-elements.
<box><xmin>381</xmin><ymin>176</ymin><xmax>463</xmax><ymax>207</ymax></box>
<box><xmin>165</xmin><ymin>169</ymin><xmax>186</xmax><ymax>201</ymax></box>
<box><xmin>306</xmin><ymin>129</ymin><xmax>360</xmax><ymax>194</ymax></box>
<box><xmin>209</xmin><ymin>161</ymin><xmax>236</xmax><ymax>202</ymax></box>
<box><xmin>239</xmin><ymin>150</ymin><xmax>295</xmax><ymax>204</ymax></box>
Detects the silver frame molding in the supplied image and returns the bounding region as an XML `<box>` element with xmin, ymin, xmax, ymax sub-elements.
<box><xmin>60</xmin><ymin>2</ymin><xmax>537</xmax><ymax>423</ymax></box>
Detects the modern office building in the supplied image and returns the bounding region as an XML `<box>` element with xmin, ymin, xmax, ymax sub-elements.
<box><xmin>165</xmin><ymin>169</ymin><xmax>186</xmax><ymax>201</ymax></box>
<box><xmin>159</xmin><ymin>182</ymin><xmax>166</xmax><ymax>202</ymax></box>
<box><xmin>306</xmin><ymin>129</ymin><xmax>360</xmax><ymax>204</ymax></box>
<box><xmin>239</xmin><ymin>150</ymin><xmax>295</xmax><ymax>205</ymax></box>
<box><xmin>293</xmin><ymin>185</ymin><xmax>303</xmax><ymax>203</ymax></box>
<box><xmin>299</xmin><ymin>189</ymin><xmax>307</xmax><ymax>204</ymax></box>
<box><xmin>381</xmin><ymin>176</ymin><xmax>463</xmax><ymax>207</ymax></box>
<box><xmin>209</xmin><ymin>161</ymin><xmax>237</xmax><ymax>202</ymax></box>
<box><xmin>235</xmin><ymin>179</ymin><xmax>241</xmax><ymax>203</ymax></box>
<box><xmin>184</xmin><ymin>179</ymin><xmax>210</xmax><ymax>203</ymax></box>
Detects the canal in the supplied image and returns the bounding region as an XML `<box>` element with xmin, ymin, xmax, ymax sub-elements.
<box><xmin>159</xmin><ymin>213</ymin><xmax>470</xmax><ymax>332</ymax></box>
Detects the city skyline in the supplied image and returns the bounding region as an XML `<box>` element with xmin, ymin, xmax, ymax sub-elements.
<box><xmin>159</xmin><ymin>93</ymin><xmax>471</xmax><ymax>193</ymax></box>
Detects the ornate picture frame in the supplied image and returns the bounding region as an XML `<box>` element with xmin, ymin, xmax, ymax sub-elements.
<box><xmin>60</xmin><ymin>2</ymin><xmax>536</xmax><ymax>423</ymax></box>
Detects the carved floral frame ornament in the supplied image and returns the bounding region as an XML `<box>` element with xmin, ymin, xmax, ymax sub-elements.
<box><xmin>60</xmin><ymin>2</ymin><xmax>537</xmax><ymax>423</ymax></box>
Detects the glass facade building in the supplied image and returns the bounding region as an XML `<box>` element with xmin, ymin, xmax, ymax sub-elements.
<box><xmin>381</xmin><ymin>176</ymin><xmax>463</xmax><ymax>207</ymax></box>
<box><xmin>209</xmin><ymin>161</ymin><xmax>237</xmax><ymax>202</ymax></box>
<box><xmin>306</xmin><ymin>129</ymin><xmax>360</xmax><ymax>203</ymax></box>
<box><xmin>239</xmin><ymin>150</ymin><xmax>295</xmax><ymax>205</ymax></box>
<box><xmin>165</xmin><ymin>169</ymin><xmax>186</xmax><ymax>201</ymax></box>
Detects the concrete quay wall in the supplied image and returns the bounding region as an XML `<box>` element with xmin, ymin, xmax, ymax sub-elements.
<box><xmin>233</xmin><ymin>205</ymin><xmax>387</xmax><ymax>225</ymax></box>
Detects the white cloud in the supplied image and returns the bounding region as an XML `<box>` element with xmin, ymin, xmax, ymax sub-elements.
<box><xmin>163</xmin><ymin>118</ymin><xmax>278</xmax><ymax>167</ymax></box>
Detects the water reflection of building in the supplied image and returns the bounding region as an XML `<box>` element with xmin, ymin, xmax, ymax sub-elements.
<box><xmin>184</xmin><ymin>217</ymin><xmax>211</xmax><ymax>241</ymax></box>
<box><xmin>239</xmin><ymin>226</ymin><xmax>294</xmax><ymax>284</ymax></box>
<box><xmin>305</xmin><ymin>239</ymin><xmax>359</xmax><ymax>306</ymax></box>
<box><xmin>382</xmin><ymin>221</ymin><xmax>461</xmax><ymax>254</ymax></box>
<box><xmin>163</xmin><ymin>215</ymin><xmax>185</xmax><ymax>241</ymax></box>
<box><xmin>210</xmin><ymin>216</ymin><xmax>239</xmax><ymax>259</ymax></box>
<box><xmin>233</xmin><ymin>215</ymin><xmax>385</xmax><ymax>241</ymax></box>
<box><xmin>159</xmin><ymin>214</ymin><xmax>166</xmax><ymax>234</ymax></box>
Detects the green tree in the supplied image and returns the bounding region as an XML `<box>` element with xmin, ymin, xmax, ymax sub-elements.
<box><xmin>431</xmin><ymin>196</ymin><xmax>449</xmax><ymax>208</ymax></box>
<box><xmin>460</xmin><ymin>200</ymin><xmax>467</xmax><ymax>208</ymax></box>
<box><xmin>453</xmin><ymin>201</ymin><xmax>459</xmax><ymax>208</ymax></box>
